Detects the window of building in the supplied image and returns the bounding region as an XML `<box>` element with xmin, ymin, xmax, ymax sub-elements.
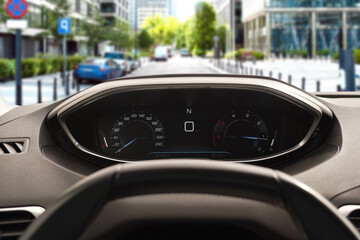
<box><xmin>270</xmin><ymin>12</ymin><xmax>312</xmax><ymax>56</ymax></box>
<box><xmin>101</xmin><ymin>3</ymin><xmax>116</xmax><ymax>13</ymax></box>
<box><xmin>316</xmin><ymin>13</ymin><xmax>342</xmax><ymax>55</ymax></box>
<box><xmin>347</xmin><ymin>12</ymin><xmax>360</xmax><ymax>49</ymax></box>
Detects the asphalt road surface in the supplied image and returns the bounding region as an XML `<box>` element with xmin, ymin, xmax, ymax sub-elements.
<box><xmin>129</xmin><ymin>55</ymin><xmax>217</xmax><ymax>77</ymax></box>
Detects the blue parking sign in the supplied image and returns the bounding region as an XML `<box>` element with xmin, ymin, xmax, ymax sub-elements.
<box><xmin>58</xmin><ymin>18</ymin><xmax>71</xmax><ymax>34</ymax></box>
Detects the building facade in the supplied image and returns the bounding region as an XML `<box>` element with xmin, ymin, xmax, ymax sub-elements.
<box><xmin>242</xmin><ymin>0</ymin><xmax>360</xmax><ymax>57</ymax></box>
<box><xmin>0</xmin><ymin>0</ymin><xmax>99</xmax><ymax>58</ymax></box>
<box><xmin>214</xmin><ymin>0</ymin><xmax>243</xmax><ymax>55</ymax></box>
<box><xmin>129</xmin><ymin>0</ymin><xmax>177</xmax><ymax>30</ymax></box>
<box><xmin>99</xmin><ymin>0</ymin><xmax>129</xmax><ymax>26</ymax></box>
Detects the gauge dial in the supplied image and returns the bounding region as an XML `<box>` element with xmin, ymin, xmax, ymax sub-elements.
<box><xmin>109</xmin><ymin>112</ymin><xmax>165</xmax><ymax>158</ymax></box>
<box><xmin>213</xmin><ymin>110</ymin><xmax>271</xmax><ymax>157</ymax></box>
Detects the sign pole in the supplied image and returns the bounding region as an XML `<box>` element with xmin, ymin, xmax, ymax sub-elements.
<box><xmin>15</xmin><ymin>29</ymin><xmax>22</xmax><ymax>105</ymax></box>
<box><xmin>63</xmin><ymin>34</ymin><xmax>68</xmax><ymax>96</ymax></box>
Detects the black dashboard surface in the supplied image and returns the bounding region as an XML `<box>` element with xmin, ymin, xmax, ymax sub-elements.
<box><xmin>0</xmin><ymin>75</ymin><xmax>359</xmax><ymax>212</ymax></box>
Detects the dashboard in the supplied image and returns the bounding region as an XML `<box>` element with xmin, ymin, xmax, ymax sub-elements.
<box><xmin>4</xmin><ymin>74</ymin><xmax>360</xmax><ymax>237</ymax></box>
<box><xmin>47</xmin><ymin>75</ymin><xmax>332</xmax><ymax>166</ymax></box>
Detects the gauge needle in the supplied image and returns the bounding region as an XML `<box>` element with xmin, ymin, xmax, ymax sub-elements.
<box><xmin>116</xmin><ymin>138</ymin><xmax>138</xmax><ymax>153</ymax></box>
<box><xmin>241</xmin><ymin>136</ymin><xmax>268</xmax><ymax>141</ymax></box>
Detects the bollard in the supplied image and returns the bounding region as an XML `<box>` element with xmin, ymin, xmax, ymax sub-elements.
<box><xmin>288</xmin><ymin>75</ymin><xmax>292</xmax><ymax>85</ymax></box>
<box><xmin>260</xmin><ymin>70</ymin><xmax>263</xmax><ymax>76</ymax></box>
<box><xmin>278</xmin><ymin>72</ymin><xmax>282</xmax><ymax>81</ymax></box>
<box><xmin>255</xmin><ymin>69</ymin><xmax>259</xmax><ymax>75</ymax></box>
<box><xmin>301</xmin><ymin>77</ymin><xmax>306</xmax><ymax>90</ymax></box>
<box><xmin>245</xmin><ymin>67</ymin><xmax>248</xmax><ymax>75</ymax></box>
<box><xmin>61</xmin><ymin>72</ymin><xmax>64</xmax><ymax>86</ymax></box>
<box><xmin>269</xmin><ymin>71</ymin><xmax>272</xmax><ymax>78</ymax></box>
<box><xmin>76</xmin><ymin>78</ymin><xmax>80</xmax><ymax>92</ymax></box>
<box><xmin>316</xmin><ymin>80</ymin><xmax>321</xmax><ymax>92</ymax></box>
<box><xmin>250</xmin><ymin>68</ymin><xmax>253</xmax><ymax>75</ymax></box>
<box><xmin>37</xmin><ymin>80</ymin><xmax>42</xmax><ymax>103</ymax></box>
<box><xmin>72</xmin><ymin>75</ymin><xmax>76</xmax><ymax>89</ymax></box>
<box><xmin>337</xmin><ymin>84</ymin><xmax>342</xmax><ymax>92</ymax></box>
<box><xmin>53</xmin><ymin>78</ymin><xmax>57</xmax><ymax>101</ymax></box>
<box><xmin>66</xmin><ymin>74</ymin><xmax>70</xmax><ymax>96</ymax></box>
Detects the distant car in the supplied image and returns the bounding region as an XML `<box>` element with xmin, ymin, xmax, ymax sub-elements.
<box><xmin>181</xmin><ymin>48</ymin><xmax>191</xmax><ymax>57</ymax></box>
<box><xmin>104</xmin><ymin>52</ymin><xmax>131</xmax><ymax>75</ymax></box>
<box><xmin>155</xmin><ymin>46</ymin><xmax>168</xmax><ymax>61</ymax></box>
<box><xmin>74</xmin><ymin>58</ymin><xmax>123</xmax><ymax>83</ymax></box>
<box><xmin>127</xmin><ymin>56</ymin><xmax>138</xmax><ymax>71</ymax></box>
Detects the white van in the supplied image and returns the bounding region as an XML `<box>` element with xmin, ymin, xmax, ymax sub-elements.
<box><xmin>155</xmin><ymin>46</ymin><xmax>168</xmax><ymax>61</ymax></box>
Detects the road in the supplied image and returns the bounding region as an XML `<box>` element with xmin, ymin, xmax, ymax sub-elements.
<box><xmin>129</xmin><ymin>56</ymin><xmax>217</xmax><ymax>76</ymax></box>
<box><xmin>0</xmin><ymin>56</ymin><xmax>217</xmax><ymax>106</ymax></box>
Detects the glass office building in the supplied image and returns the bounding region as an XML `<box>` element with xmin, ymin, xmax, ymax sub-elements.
<box><xmin>243</xmin><ymin>0</ymin><xmax>360</xmax><ymax>57</ymax></box>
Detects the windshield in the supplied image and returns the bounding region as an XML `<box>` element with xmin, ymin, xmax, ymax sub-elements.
<box><xmin>104</xmin><ymin>53</ymin><xmax>125</xmax><ymax>60</ymax></box>
<box><xmin>0</xmin><ymin>0</ymin><xmax>360</xmax><ymax>106</ymax></box>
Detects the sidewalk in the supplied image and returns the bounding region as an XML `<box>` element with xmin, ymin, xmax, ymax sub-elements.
<box><xmin>0</xmin><ymin>72</ymin><xmax>93</xmax><ymax>106</ymax></box>
<box><xmin>209</xmin><ymin>58</ymin><xmax>360</xmax><ymax>92</ymax></box>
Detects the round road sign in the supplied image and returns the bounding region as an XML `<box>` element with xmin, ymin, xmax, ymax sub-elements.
<box><xmin>6</xmin><ymin>0</ymin><xmax>28</xmax><ymax>19</ymax></box>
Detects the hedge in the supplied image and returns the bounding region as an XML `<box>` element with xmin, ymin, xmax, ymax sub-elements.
<box><xmin>333</xmin><ymin>49</ymin><xmax>360</xmax><ymax>64</ymax></box>
<box><xmin>0</xmin><ymin>56</ymin><xmax>87</xmax><ymax>81</ymax></box>
<box><xmin>225</xmin><ymin>49</ymin><xmax>264</xmax><ymax>60</ymax></box>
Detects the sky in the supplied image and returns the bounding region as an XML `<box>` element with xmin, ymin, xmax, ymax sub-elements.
<box><xmin>176</xmin><ymin>0</ymin><xmax>199</xmax><ymax>22</ymax></box>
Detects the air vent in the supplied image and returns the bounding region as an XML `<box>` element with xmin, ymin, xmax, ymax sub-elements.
<box><xmin>0</xmin><ymin>207</ymin><xmax>44</xmax><ymax>240</ymax></box>
<box><xmin>0</xmin><ymin>139</ymin><xmax>28</xmax><ymax>155</ymax></box>
<box><xmin>339</xmin><ymin>205</ymin><xmax>360</xmax><ymax>233</ymax></box>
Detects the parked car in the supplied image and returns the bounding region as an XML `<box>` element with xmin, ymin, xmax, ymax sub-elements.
<box><xmin>104</xmin><ymin>52</ymin><xmax>131</xmax><ymax>75</ymax></box>
<box><xmin>127</xmin><ymin>56</ymin><xmax>138</xmax><ymax>71</ymax></box>
<box><xmin>155</xmin><ymin>46</ymin><xmax>168</xmax><ymax>61</ymax></box>
<box><xmin>181</xmin><ymin>48</ymin><xmax>191</xmax><ymax>57</ymax></box>
<box><xmin>73</xmin><ymin>58</ymin><xmax>123</xmax><ymax>83</ymax></box>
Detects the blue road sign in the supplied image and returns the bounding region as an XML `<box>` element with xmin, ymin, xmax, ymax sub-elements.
<box><xmin>58</xmin><ymin>18</ymin><xmax>71</xmax><ymax>34</ymax></box>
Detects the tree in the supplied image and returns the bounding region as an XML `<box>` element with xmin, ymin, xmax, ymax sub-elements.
<box><xmin>0</xmin><ymin>0</ymin><xmax>9</xmax><ymax>24</ymax></box>
<box><xmin>185</xmin><ymin>17</ymin><xmax>196</xmax><ymax>52</ymax></box>
<box><xmin>142</xmin><ymin>15</ymin><xmax>181</xmax><ymax>45</ymax></box>
<box><xmin>108</xmin><ymin>20</ymin><xmax>131</xmax><ymax>51</ymax></box>
<box><xmin>194</xmin><ymin>2</ymin><xmax>216</xmax><ymax>56</ymax></box>
<box><xmin>35</xmin><ymin>0</ymin><xmax>73</xmax><ymax>42</ymax></box>
<box><xmin>138</xmin><ymin>29</ymin><xmax>153</xmax><ymax>50</ymax></box>
<box><xmin>80</xmin><ymin>2</ymin><xmax>109</xmax><ymax>55</ymax></box>
<box><xmin>217</xmin><ymin>25</ymin><xmax>227</xmax><ymax>57</ymax></box>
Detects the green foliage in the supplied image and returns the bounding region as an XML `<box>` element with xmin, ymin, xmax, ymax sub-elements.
<box><xmin>332</xmin><ymin>49</ymin><xmax>360</xmax><ymax>63</ymax></box>
<box><xmin>142</xmin><ymin>15</ymin><xmax>181</xmax><ymax>45</ymax></box>
<box><xmin>39</xmin><ymin>58</ymin><xmax>54</xmax><ymax>75</ymax></box>
<box><xmin>185</xmin><ymin>17</ymin><xmax>196</xmax><ymax>51</ymax></box>
<box><xmin>35</xmin><ymin>1</ymin><xmax>73</xmax><ymax>43</ymax></box>
<box><xmin>193</xmin><ymin>2</ymin><xmax>216</xmax><ymax>56</ymax></box>
<box><xmin>176</xmin><ymin>23</ymin><xmax>187</xmax><ymax>49</ymax></box>
<box><xmin>224</xmin><ymin>49</ymin><xmax>264</xmax><ymax>60</ymax></box>
<box><xmin>192</xmin><ymin>47</ymin><xmax>203</xmax><ymax>56</ymax></box>
<box><xmin>0</xmin><ymin>59</ymin><xmax>11</xmax><ymax>81</ymax></box>
<box><xmin>286</xmin><ymin>50</ymin><xmax>308</xmax><ymax>58</ymax></box>
<box><xmin>355</xmin><ymin>49</ymin><xmax>360</xmax><ymax>64</ymax></box>
<box><xmin>316</xmin><ymin>49</ymin><xmax>331</xmax><ymax>56</ymax></box>
<box><xmin>138</xmin><ymin>29</ymin><xmax>154</xmax><ymax>50</ymax></box>
<box><xmin>252</xmin><ymin>51</ymin><xmax>265</xmax><ymax>60</ymax></box>
<box><xmin>0</xmin><ymin>0</ymin><xmax>9</xmax><ymax>24</ymax></box>
<box><xmin>108</xmin><ymin>20</ymin><xmax>131</xmax><ymax>50</ymax></box>
<box><xmin>217</xmin><ymin>25</ymin><xmax>227</xmax><ymax>57</ymax></box>
<box><xmin>22</xmin><ymin>59</ymin><xmax>41</xmax><ymax>77</ymax></box>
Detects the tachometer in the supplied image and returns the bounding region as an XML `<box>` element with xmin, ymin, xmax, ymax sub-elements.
<box><xmin>109</xmin><ymin>111</ymin><xmax>165</xmax><ymax>158</ymax></box>
<box><xmin>213</xmin><ymin>110</ymin><xmax>274</xmax><ymax>157</ymax></box>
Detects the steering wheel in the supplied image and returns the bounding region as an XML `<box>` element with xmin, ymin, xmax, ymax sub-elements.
<box><xmin>20</xmin><ymin>160</ymin><xmax>359</xmax><ymax>240</ymax></box>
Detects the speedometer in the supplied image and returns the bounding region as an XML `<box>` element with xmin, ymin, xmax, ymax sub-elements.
<box><xmin>109</xmin><ymin>111</ymin><xmax>165</xmax><ymax>158</ymax></box>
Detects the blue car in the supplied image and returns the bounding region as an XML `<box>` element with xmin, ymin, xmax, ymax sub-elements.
<box><xmin>74</xmin><ymin>58</ymin><xmax>123</xmax><ymax>83</ymax></box>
